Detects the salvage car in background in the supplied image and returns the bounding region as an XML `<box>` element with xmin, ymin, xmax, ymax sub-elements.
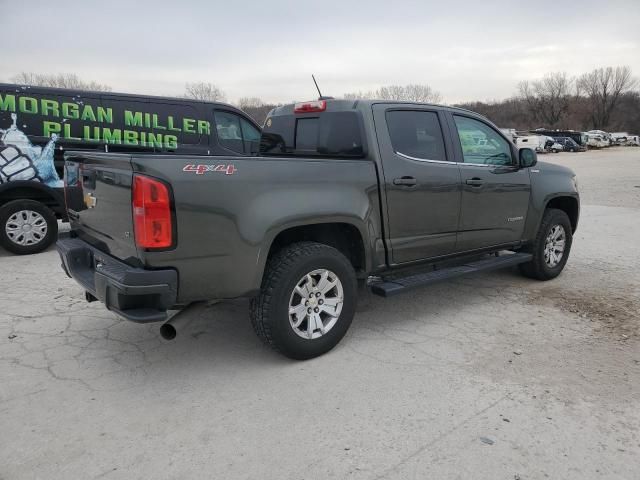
<box><xmin>554</xmin><ymin>136</ymin><xmax>584</xmax><ymax>152</ymax></box>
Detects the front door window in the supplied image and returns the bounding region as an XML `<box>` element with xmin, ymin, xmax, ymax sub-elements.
<box><xmin>453</xmin><ymin>116</ymin><xmax>513</xmax><ymax>166</ymax></box>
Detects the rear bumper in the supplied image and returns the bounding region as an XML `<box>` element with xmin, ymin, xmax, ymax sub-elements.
<box><xmin>56</xmin><ymin>233</ymin><xmax>178</xmax><ymax>323</ymax></box>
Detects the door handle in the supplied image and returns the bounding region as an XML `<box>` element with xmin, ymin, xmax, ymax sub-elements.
<box><xmin>393</xmin><ymin>176</ymin><xmax>417</xmax><ymax>186</ymax></box>
<box><xmin>465</xmin><ymin>178</ymin><xmax>484</xmax><ymax>187</ymax></box>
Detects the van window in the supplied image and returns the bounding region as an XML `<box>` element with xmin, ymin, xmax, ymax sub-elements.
<box><xmin>453</xmin><ymin>115</ymin><xmax>513</xmax><ymax>166</ymax></box>
<box><xmin>214</xmin><ymin>111</ymin><xmax>245</xmax><ymax>154</ymax></box>
<box><xmin>386</xmin><ymin>110</ymin><xmax>447</xmax><ymax>161</ymax></box>
<box><xmin>240</xmin><ymin>116</ymin><xmax>261</xmax><ymax>154</ymax></box>
<box><xmin>213</xmin><ymin>111</ymin><xmax>260</xmax><ymax>154</ymax></box>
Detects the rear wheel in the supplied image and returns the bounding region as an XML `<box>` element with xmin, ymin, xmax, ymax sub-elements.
<box><xmin>250</xmin><ymin>242</ymin><xmax>357</xmax><ymax>360</ymax></box>
<box><xmin>0</xmin><ymin>199</ymin><xmax>58</xmax><ymax>255</ymax></box>
<box><xmin>519</xmin><ymin>208</ymin><xmax>572</xmax><ymax>280</ymax></box>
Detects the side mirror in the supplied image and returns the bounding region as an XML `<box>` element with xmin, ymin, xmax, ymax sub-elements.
<box><xmin>519</xmin><ymin>148</ymin><xmax>537</xmax><ymax>168</ymax></box>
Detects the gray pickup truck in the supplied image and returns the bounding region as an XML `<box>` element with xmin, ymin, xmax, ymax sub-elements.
<box><xmin>57</xmin><ymin>99</ymin><xmax>579</xmax><ymax>359</ymax></box>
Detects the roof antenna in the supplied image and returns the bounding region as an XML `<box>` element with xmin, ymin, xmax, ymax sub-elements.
<box><xmin>312</xmin><ymin>75</ymin><xmax>333</xmax><ymax>100</ymax></box>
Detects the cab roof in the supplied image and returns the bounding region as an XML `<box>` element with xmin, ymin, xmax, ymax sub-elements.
<box><xmin>269</xmin><ymin>98</ymin><xmax>488</xmax><ymax>121</ymax></box>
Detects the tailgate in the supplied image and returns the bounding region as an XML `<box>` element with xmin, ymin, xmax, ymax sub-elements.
<box><xmin>64</xmin><ymin>152</ymin><xmax>138</xmax><ymax>261</ymax></box>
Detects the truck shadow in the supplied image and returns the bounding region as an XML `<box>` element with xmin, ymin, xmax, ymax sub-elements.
<box><xmin>99</xmin><ymin>266</ymin><xmax>530</xmax><ymax>378</ymax></box>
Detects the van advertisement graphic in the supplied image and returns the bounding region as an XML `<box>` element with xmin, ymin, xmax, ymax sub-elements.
<box><xmin>0</xmin><ymin>113</ymin><xmax>61</xmax><ymax>187</ymax></box>
<box><xmin>0</xmin><ymin>88</ymin><xmax>211</xmax><ymax>187</ymax></box>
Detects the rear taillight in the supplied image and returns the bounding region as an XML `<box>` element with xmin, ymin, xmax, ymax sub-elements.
<box><xmin>132</xmin><ymin>174</ymin><xmax>173</xmax><ymax>249</ymax></box>
<box><xmin>294</xmin><ymin>100</ymin><xmax>326</xmax><ymax>113</ymax></box>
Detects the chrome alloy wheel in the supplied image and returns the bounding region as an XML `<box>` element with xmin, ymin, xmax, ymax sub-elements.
<box><xmin>5</xmin><ymin>210</ymin><xmax>48</xmax><ymax>246</ymax></box>
<box><xmin>544</xmin><ymin>224</ymin><xmax>566</xmax><ymax>268</ymax></box>
<box><xmin>288</xmin><ymin>269</ymin><xmax>344</xmax><ymax>340</ymax></box>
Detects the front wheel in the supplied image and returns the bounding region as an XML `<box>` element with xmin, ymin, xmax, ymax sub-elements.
<box><xmin>519</xmin><ymin>208</ymin><xmax>573</xmax><ymax>280</ymax></box>
<box><xmin>0</xmin><ymin>199</ymin><xmax>58</xmax><ymax>255</ymax></box>
<box><xmin>250</xmin><ymin>242</ymin><xmax>357</xmax><ymax>360</ymax></box>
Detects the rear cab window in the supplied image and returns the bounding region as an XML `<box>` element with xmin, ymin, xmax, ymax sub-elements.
<box><xmin>260</xmin><ymin>101</ymin><xmax>366</xmax><ymax>159</ymax></box>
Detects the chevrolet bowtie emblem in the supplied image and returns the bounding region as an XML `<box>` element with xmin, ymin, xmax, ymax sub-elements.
<box><xmin>84</xmin><ymin>192</ymin><xmax>97</xmax><ymax>209</ymax></box>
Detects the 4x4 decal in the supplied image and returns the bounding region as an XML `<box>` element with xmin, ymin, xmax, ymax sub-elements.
<box><xmin>183</xmin><ymin>164</ymin><xmax>237</xmax><ymax>175</ymax></box>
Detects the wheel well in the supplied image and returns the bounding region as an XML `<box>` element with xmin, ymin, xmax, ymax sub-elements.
<box><xmin>546</xmin><ymin>196</ymin><xmax>579</xmax><ymax>232</ymax></box>
<box><xmin>268</xmin><ymin>223</ymin><xmax>366</xmax><ymax>274</ymax></box>
<box><xmin>0</xmin><ymin>186</ymin><xmax>63</xmax><ymax>217</ymax></box>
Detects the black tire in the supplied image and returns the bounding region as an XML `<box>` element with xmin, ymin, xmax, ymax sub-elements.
<box><xmin>519</xmin><ymin>208</ymin><xmax>572</xmax><ymax>281</ymax></box>
<box><xmin>250</xmin><ymin>241</ymin><xmax>357</xmax><ymax>360</ymax></box>
<box><xmin>0</xmin><ymin>199</ymin><xmax>58</xmax><ymax>255</ymax></box>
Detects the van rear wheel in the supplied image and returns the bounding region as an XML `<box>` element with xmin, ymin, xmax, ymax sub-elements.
<box><xmin>0</xmin><ymin>199</ymin><xmax>58</xmax><ymax>255</ymax></box>
<box><xmin>250</xmin><ymin>242</ymin><xmax>357</xmax><ymax>360</ymax></box>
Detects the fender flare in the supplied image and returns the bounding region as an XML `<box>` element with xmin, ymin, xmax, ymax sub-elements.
<box><xmin>252</xmin><ymin>216</ymin><xmax>372</xmax><ymax>290</ymax></box>
<box><xmin>526</xmin><ymin>192</ymin><xmax>580</xmax><ymax>241</ymax></box>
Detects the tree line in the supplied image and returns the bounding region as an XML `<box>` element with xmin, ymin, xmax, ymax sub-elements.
<box><xmin>8</xmin><ymin>66</ymin><xmax>639</xmax><ymax>132</ymax></box>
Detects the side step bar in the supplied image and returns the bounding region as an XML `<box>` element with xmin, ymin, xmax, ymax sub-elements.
<box><xmin>369</xmin><ymin>252</ymin><xmax>533</xmax><ymax>297</ymax></box>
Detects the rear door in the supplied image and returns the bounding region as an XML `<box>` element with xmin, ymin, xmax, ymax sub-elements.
<box><xmin>447</xmin><ymin>113</ymin><xmax>531</xmax><ymax>251</ymax></box>
<box><xmin>373</xmin><ymin>105</ymin><xmax>462</xmax><ymax>264</ymax></box>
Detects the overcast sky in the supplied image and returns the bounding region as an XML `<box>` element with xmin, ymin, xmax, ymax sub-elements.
<box><xmin>3</xmin><ymin>0</ymin><xmax>640</xmax><ymax>104</ymax></box>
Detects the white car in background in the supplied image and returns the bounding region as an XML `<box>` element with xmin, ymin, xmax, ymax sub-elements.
<box><xmin>625</xmin><ymin>135</ymin><xmax>640</xmax><ymax>146</ymax></box>
<box><xmin>587</xmin><ymin>130</ymin><xmax>614</xmax><ymax>146</ymax></box>
<box><xmin>549</xmin><ymin>139</ymin><xmax>564</xmax><ymax>153</ymax></box>
<box><xmin>586</xmin><ymin>133</ymin><xmax>609</xmax><ymax>148</ymax></box>
<box><xmin>515</xmin><ymin>135</ymin><xmax>545</xmax><ymax>152</ymax></box>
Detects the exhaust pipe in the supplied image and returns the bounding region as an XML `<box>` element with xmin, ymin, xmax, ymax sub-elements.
<box><xmin>159</xmin><ymin>302</ymin><xmax>202</xmax><ymax>340</ymax></box>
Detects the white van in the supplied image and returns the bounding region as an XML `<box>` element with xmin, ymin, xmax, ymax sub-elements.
<box><xmin>515</xmin><ymin>135</ymin><xmax>544</xmax><ymax>152</ymax></box>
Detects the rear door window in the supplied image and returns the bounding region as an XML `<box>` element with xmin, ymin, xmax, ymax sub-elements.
<box><xmin>386</xmin><ymin>110</ymin><xmax>447</xmax><ymax>161</ymax></box>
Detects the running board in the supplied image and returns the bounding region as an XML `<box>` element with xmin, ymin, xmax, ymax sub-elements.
<box><xmin>369</xmin><ymin>252</ymin><xmax>533</xmax><ymax>297</ymax></box>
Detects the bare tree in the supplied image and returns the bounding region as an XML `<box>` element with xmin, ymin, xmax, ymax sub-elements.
<box><xmin>577</xmin><ymin>66</ymin><xmax>637</xmax><ymax>129</ymax></box>
<box><xmin>237</xmin><ymin>97</ymin><xmax>265</xmax><ymax>110</ymax></box>
<box><xmin>518</xmin><ymin>72</ymin><xmax>573</xmax><ymax>127</ymax></box>
<box><xmin>10</xmin><ymin>72</ymin><xmax>112</xmax><ymax>92</ymax></box>
<box><xmin>343</xmin><ymin>84</ymin><xmax>441</xmax><ymax>103</ymax></box>
<box><xmin>343</xmin><ymin>90</ymin><xmax>370</xmax><ymax>100</ymax></box>
<box><xmin>184</xmin><ymin>82</ymin><xmax>226</xmax><ymax>102</ymax></box>
<box><xmin>403</xmin><ymin>84</ymin><xmax>442</xmax><ymax>103</ymax></box>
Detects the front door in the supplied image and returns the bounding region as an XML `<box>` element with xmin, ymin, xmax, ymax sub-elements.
<box><xmin>448</xmin><ymin>114</ymin><xmax>531</xmax><ymax>252</ymax></box>
<box><xmin>373</xmin><ymin>105</ymin><xmax>462</xmax><ymax>264</ymax></box>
